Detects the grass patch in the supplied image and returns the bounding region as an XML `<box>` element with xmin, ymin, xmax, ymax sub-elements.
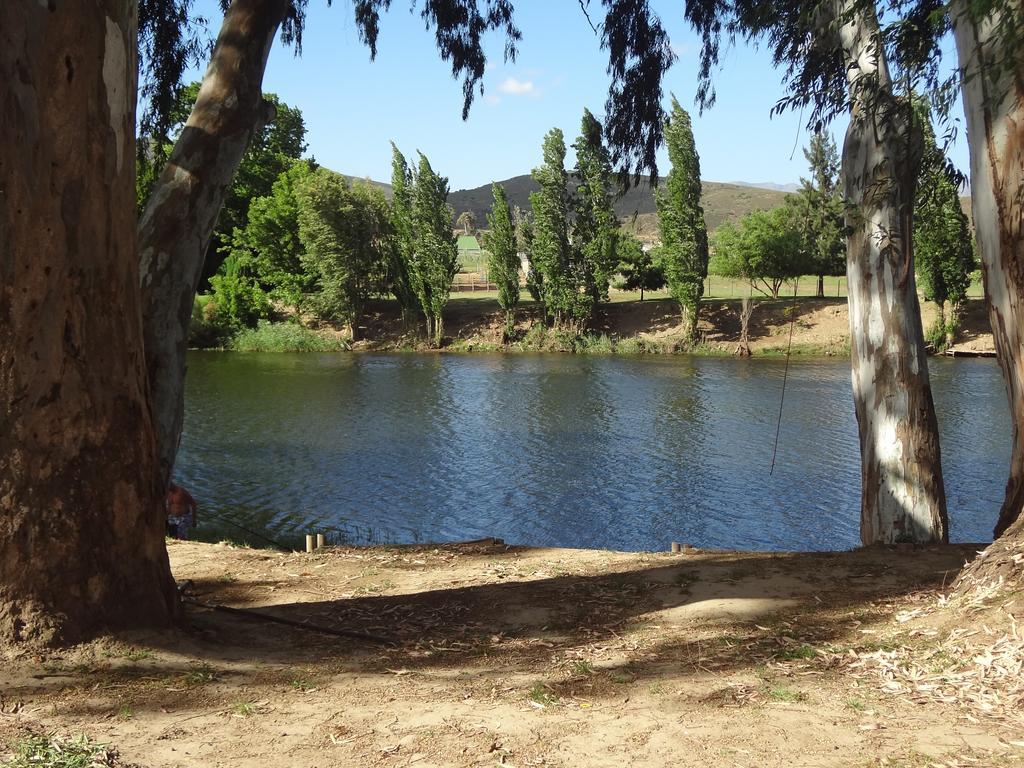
<box><xmin>183</xmin><ymin>663</ymin><xmax>218</xmax><ymax>685</ymax></box>
<box><xmin>766</xmin><ymin>685</ymin><xmax>804</xmax><ymax>703</ymax></box>
<box><xmin>774</xmin><ymin>644</ymin><xmax>817</xmax><ymax>661</ymax></box>
<box><xmin>569</xmin><ymin>660</ymin><xmax>594</xmax><ymax>676</ymax></box>
<box><xmin>231</xmin><ymin>321</ymin><xmax>349</xmax><ymax>352</ymax></box>
<box><xmin>5</xmin><ymin>734</ymin><xmax>112</xmax><ymax>768</ymax></box>
<box><xmin>527</xmin><ymin>683</ymin><xmax>559</xmax><ymax>708</ymax></box>
<box><xmin>231</xmin><ymin>701</ymin><xmax>256</xmax><ymax>717</ymax></box>
<box><xmin>845</xmin><ymin>697</ymin><xmax>866</xmax><ymax>711</ymax></box>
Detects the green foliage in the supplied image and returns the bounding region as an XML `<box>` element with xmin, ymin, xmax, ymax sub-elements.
<box><xmin>411</xmin><ymin>152</ymin><xmax>459</xmax><ymax>345</ymax></box>
<box><xmin>486</xmin><ymin>184</ymin><xmax>521</xmax><ymax>338</ymax></box>
<box><xmin>137</xmin><ymin>82</ymin><xmax>308</xmax><ymax>284</ymax></box>
<box><xmin>6</xmin><ymin>734</ymin><xmax>110</xmax><ymax>768</ymax></box>
<box><xmin>208</xmin><ymin>253</ymin><xmax>270</xmax><ymax>329</ymax></box>
<box><xmin>231</xmin><ymin>321</ymin><xmax>349</xmax><ymax>352</ymax></box>
<box><xmin>228</xmin><ymin>160</ymin><xmax>315</xmax><ymax>312</ymax></box>
<box><xmin>710</xmin><ymin>207</ymin><xmax>808</xmax><ymax>298</ymax></box>
<box><xmin>616</xmin><ymin>235</ymin><xmax>666</xmax><ymax>299</ymax></box>
<box><xmin>914</xmin><ymin>106</ymin><xmax>975</xmax><ymax>314</ymax></box>
<box><xmin>656</xmin><ymin>98</ymin><xmax>709</xmax><ymax>337</ymax></box>
<box><xmin>388</xmin><ymin>143</ymin><xmax>421</xmax><ymax>326</ymax></box>
<box><xmin>188</xmin><ymin>295</ymin><xmax>235</xmax><ymax>349</ymax></box>
<box><xmin>530</xmin><ymin>128</ymin><xmax>591</xmax><ymax>330</ymax></box>
<box><xmin>573</xmin><ymin>108</ymin><xmax>620</xmax><ymax>305</ymax></box>
<box><xmin>297</xmin><ymin>169</ymin><xmax>391</xmax><ymax>338</ymax></box>
<box><xmin>787</xmin><ymin>133</ymin><xmax>845</xmax><ymax>292</ymax></box>
<box><xmin>515</xmin><ymin>207</ymin><xmax>541</xmax><ymax>303</ymax></box>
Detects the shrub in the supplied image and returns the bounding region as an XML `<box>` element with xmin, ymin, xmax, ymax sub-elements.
<box><xmin>230</xmin><ymin>321</ymin><xmax>349</xmax><ymax>352</ymax></box>
<box><xmin>188</xmin><ymin>295</ymin><xmax>234</xmax><ymax>349</ymax></box>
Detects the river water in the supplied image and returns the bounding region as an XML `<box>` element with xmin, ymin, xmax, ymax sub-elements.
<box><xmin>177</xmin><ymin>352</ymin><xmax>1009</xmax><ymax>551</ymax></box>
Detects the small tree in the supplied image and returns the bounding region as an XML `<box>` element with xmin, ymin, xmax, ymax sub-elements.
<box><xmin>515</xmin><ymin>206</ymin><xmax>541</xmax><ymax>308</ymax></box>
<box><xmin>710</xmin><ymin>207</ymin><xmax>807</xmax><ymax>298</ymax></box>
<box><xmin>787</xmin><ymin>133</ymin><xmax>845</xmax><ymax>297</ymax></box>
<box><xmin>412</xmin><ymin>152</ymin><xmax>459</xmax><ymax>345</ymax></box>
<box><xmin>617</xmin><ymin>235</ymin><xmax>665</xmax><ymax>300</ymax></box>
<box><xmin>297</xmin><ymin>170</ymin><xmax>390</xmax><ymax>340</ymax></box>
<box><xmin>227</xmin><ymin>159</ymin><xmax>314</xmax><ymax>313</ymax></box>
<box><xmin>656</xmin><ymin>98</ymin><xmax>709</xmax><ymax>340</ymax></box>
<box><xmin>456</xmin><ymin>210</ymin><xmax>476</xmax><ymax>235</ymax></box>
<box><xmin>487</xmin><ymin>184</ymin><xmax>521</xmax><ymax>339</ymax></box>
<box><xmin>914</xmin><ymin>108</ymin><xmax>975</xmax><ymax>345</ymax></box>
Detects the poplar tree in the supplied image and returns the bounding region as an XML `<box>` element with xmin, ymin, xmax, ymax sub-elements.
<box><xmin>515</xmin><ymin>207</ymin><xmax>542</xmax><ymax>308</ymax></box>
<box><xmin>487</xmin><ymin>184</ymin><xmax>521</xmax><ymax>339</ymax></box>
<box><xmin>389</xmin><ymin>144</ymin><xmax>421</xmax><ymax>328</ymax></box>
<box><xmin>412</xmin><ymin>152</ymin><xmax>459</xmax><ymax>345</ymax></box>
<box><xmin>573</xmin><ymin>109</ymin><xmax>619</xmax><ymax>306</ymax></box>
<box><xmin>656</xmin><ymin>98</ymin><xmax>709</xmax><ymax>341</ymax></box>
<box><xmin>529</xmin><ymin>129</ymin><xmax>576</xmax><ymax>328</ymax></box>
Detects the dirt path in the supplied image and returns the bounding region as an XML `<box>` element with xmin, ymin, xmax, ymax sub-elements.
<box><xmin>2</xmin><ymin>541</ymin><xmax>1020</xmax><ymax>767</ymax></box>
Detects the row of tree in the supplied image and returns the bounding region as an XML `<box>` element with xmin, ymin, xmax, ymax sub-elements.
<box><xmin>479</xmin><ymin>100</ymin><xmax>710</xmax><ymax>341</ymax></box>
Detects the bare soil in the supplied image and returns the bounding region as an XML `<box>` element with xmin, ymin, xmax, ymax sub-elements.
<box><xmin>350</xmin><ymin>295</ymin><xmax>994</xmax><ymax>356</ymax></box>
<box><xmin>2</xmin><ymin>540</ymin><xmax>1021</xmax><ymax>767</ymax></box>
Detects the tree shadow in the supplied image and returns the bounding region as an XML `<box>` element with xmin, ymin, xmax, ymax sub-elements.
<box><xmin>13</xmin><ymin>544</ymin><xmax>980</xmax><ymax>722</ymax></box>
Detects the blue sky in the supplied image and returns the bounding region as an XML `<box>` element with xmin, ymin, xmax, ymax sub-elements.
<box><xmin>183</xmin><ymin>1</ymin><xmax>969</xmax><ymax>191</ymax></box>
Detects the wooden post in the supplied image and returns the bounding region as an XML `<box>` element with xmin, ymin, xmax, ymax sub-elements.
<box><xmin>305</xmin><ymin>534</ymin><xmax>315</xmax><ymax>553</ymax></box>
<box><xmin>316</xmin><ymin>533</ymin><xmax>325</xmax><ymax>550</ymax></box>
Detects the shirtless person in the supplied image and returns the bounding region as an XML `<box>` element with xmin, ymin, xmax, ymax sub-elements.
<box><xmin>166</xmin><ymin>482</ymin><xmax>198</xmax><ymax>540</ymax></box>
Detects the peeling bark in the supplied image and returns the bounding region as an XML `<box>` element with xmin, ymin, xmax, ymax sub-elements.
<box><xmin>831</xmin><ymin>0</ymin><xmax>949</xmax><ymax>544</ymax></box>
<box><xmin>139</xmin><ymin>0</ymin><xmax>287</xmax><ymax>487</ymax></box>
<box><xmin>952</xmin><ymin>2</ymin><xmax>1024</xmax><ymax>539</ymax></box>
<box><xmin>0</xmin><ymin>0</ymin><xmax>177</xmax><ymax>644</ymax></box>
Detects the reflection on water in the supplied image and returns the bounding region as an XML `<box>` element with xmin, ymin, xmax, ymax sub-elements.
<box><xmin>177</xmin><ymin>353</ymin><xmax>1009</xmax><ymax>551</ymax></box>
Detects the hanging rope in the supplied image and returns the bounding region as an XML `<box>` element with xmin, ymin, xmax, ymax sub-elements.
<box><xmin>770</xmin><ymin>279</ymin><xmax>800</xmax><ymax>475</ymax></box>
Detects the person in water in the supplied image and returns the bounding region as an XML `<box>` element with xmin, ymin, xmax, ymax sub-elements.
<box><xmin>166</xmin><ymin>482</ymin><xmax>198</xmax><ymax>540</ymax></box>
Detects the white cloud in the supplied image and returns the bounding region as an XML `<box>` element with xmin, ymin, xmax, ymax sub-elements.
<box><xmin>498</xmin><ymin>77</ymin><xmax>535</xmax><ymax>95</ymax></box>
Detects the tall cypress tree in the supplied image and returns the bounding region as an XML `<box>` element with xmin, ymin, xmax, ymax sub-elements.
<box><xmin>656</xmin><ymin>98</ymin><xmax>709</xmax><ymax>341</ymax></box>
<box><xmin>412</xmin><ymin>152</ymin><xmax>459</xmax><ymax>345</ymax></box>
<box><xmin>389</xmin><ymin>143</ymin><xmax>422</xmax><ymax>329</ymax></box>
<box><xmin>529</xmin><ymin>128</ymin><xmax>575</xmax><ymax>328</ymax></box>
<box><xmin>573</xmin><ymin>109</ymin><xmax>619</xmax><ymax>308</ymax></box>
<box><xmin>487</xmin><ymin>184</ymin><xmax>521</xmax><ymax>339</ymax></box>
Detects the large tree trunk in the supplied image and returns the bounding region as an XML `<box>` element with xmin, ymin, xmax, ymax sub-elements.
<box><xmin>952</xmin><ymin>2</ymin><xmax>1024</xmax><ymax>539</ymax></box>
<box><xmin>138</xmin><ymin>0</ymin><xmax>286</xmax><ymax>487</ymax></box>
<box><xmin>833</xmin><ymin>0</ymin><xmax>949</xmax><ymax>544</ymax></box>
<box><xmin>0</xmin><ymin>0</ymin><xmax>178</xmax><ymax>644</ymax></box>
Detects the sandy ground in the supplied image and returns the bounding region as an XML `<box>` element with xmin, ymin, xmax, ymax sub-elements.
<box><xmin>2</xmin><ymin>540</ymin><xmax>1021</xmax><ymax>767</ymax></box>
<box><xmin>352</xmin><ymin>295</ymin><xmax>995</xmax><ymax>356</ymax></box>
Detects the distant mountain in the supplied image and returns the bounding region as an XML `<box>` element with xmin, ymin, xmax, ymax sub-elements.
<box><xmin>728</xmin><ymin>181</ymin><xmax>801</xmax><ymax>194</ymax></box>
<box><xmin>448</xmin><ymin>175</ymin><xmax>790</xmax><ymax>235</ymax></box>
<box><xmin>334</xmin><ymin>171</ymin><xmax>792</xmax><ymax>237</ymax></box>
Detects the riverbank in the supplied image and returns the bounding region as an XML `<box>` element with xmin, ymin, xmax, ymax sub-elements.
<box><xmin>2</xmin><ymin>540</ymin><xmax>1021</xmax><ymax>767</ymax></box>
<box><xmin>226</xmin><ymin>294</ymin><xmax>996</xmax><ymax>357</ymax></box>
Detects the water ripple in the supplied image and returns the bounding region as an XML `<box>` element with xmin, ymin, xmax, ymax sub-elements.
<box><xmin>178</xmin><ymin>352</ymin><xmax>1010</xmax><ymax>551</ymax></box>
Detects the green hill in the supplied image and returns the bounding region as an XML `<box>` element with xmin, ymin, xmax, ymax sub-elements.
<box><xmin>335</xmin><ymin>171</ymin><xmax>792</xmax><ymax>239</ymax></box>
<box><xmin>447</xmin><ymin>175</ymin><xmax>789</xmax><ymax>238</ymax></box>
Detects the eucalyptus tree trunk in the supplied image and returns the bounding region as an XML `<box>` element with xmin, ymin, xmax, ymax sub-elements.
<box><xmin>139</xmin><ymin>0</ymin><xmax>286</xmax><ymax>487</ymax></box>
<box><xmin>0</xmin><ymin>0</ymin><xmax>177</xmax><ymax>644</ymax></box>
<box><xmin>832</xmin><ymin>0</ymin><xmax>949</xmax><ymax>544</ymax></box>
<box><xmin>952</xmin><ymin>1</ymin><xmax>1024</xmax><ymax>539</ymax></box>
